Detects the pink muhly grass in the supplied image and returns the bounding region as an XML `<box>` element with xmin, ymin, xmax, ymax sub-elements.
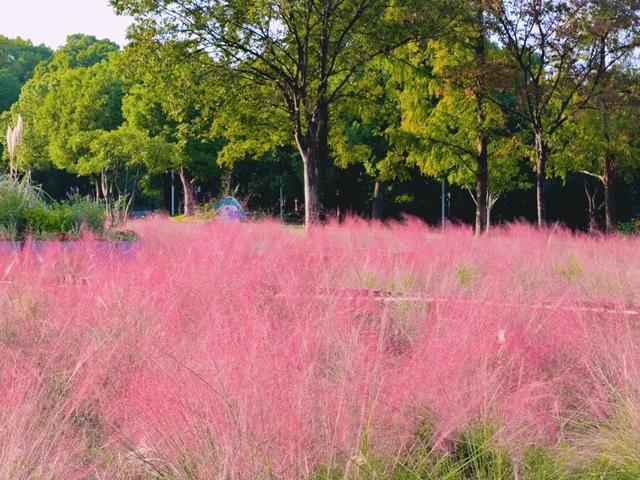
<box><xmin>0</xmin><ymin>217</ymin><xmax>638</xmax><ymax>477</ymax></box>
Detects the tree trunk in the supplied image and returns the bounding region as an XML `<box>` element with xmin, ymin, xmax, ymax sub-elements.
<box><xmin>486</xmin><ymin>192</ymin><xmax>500</xmax><ymax>233</ymax></box>
<box><xmin>293</xmin><ymin>127</ymin><xmax>321</xmax><ymax>228</ymax></box>
<box><xmin>486</xmin><ymin>198</ymin><xmax>493</xmax><ymax>232</ymax></box>
<box><xmin>335</xmin><ymin>168</ymin><xmax>345</xmax><ymax>222</ymax></box>
<box><xmin>372</xmin><ymin>180</ymin><xmax>385</xmax><ymax>220</ymax></box>
<box><xmin>295</xmin><ymin>124</ymin><xmax>326</xmax><ymax>228</ymax></box>
<box><xmin>603</xmin><ymin>151</ymin><xmax>617</xmax><ymax>232</ymax></box>
<box><xmin>596</xmin><ymin>39</ymin><xmax>617</xmax><ymax>233</ymax></box>
<box><xmin>600</xmin><ymin>107</ymin><xmax>617</xmax><ymax>233</ymax></box>
<box><xmin>295</xmin><ymin>110</ymin><xmax>326</xmax><ymax>228</ymax></box>
<box><xmin>178</xmin><ymin>167</ymin><xmax>195</xmax><ymax>216</ymax></box>
<box><xmin>100</xmin><ymin>171</ymin><xmax>116</xmax><ymax>227</ymax></box>
<box><xmin>475</xmin><ymin>131</ymin><xmax>488</xmax><ymax>237</ymax></box>
<box><xmin>473</xmin><ymin>6</ymin><xmax>488</xmax><ymax>237</ymax></box>
<box><xmin>285</xmin><ymin>4</ymin><xmax>330</xmax><ymax>229</ymax></box>
<box><xmin>534</xmin><ymin>131</ymin><xmax>548</xmax><ymax>226</ymax></box>
<box><xmin>100</xmin><ymin>172</ymin><xmax>108</xmax><ymax>201</ymax></box>
<box><xmin>302</xmin><ymin>151</ymin><xmax>320</xmax><ymax>228</ymax></box>
<box><xmin>583</xmin><ymin>178</ymin><xmax>599</xmax><ymax>233</ymax></box>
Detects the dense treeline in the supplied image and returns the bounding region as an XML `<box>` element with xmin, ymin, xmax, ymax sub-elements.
<box><xmin>1</xmin><ymin>0</ymin><xmax>640</xmax><ymax>233</ymax></box>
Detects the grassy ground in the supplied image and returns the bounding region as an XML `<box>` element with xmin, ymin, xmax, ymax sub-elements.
<box><xmin>0</xmin><ymin>217</ymin><xmax>638</xmax><ymax>479</ymax></box>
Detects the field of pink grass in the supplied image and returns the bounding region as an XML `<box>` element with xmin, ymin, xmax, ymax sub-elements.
<box><xmin>0</xmin><ymin>217</ymin><xmax>639</xmax><ymax>479</ymax></box>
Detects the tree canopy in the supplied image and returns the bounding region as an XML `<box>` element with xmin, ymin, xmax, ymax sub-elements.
<box><xmin>0</xmin><ymin>0</ymin><xmax>639</xmax><ymax>232</ymax></box>
<box><xmin>0</xmin><ymin>36</ymin><xmax>51</xmax><ymax>113</ymax></box>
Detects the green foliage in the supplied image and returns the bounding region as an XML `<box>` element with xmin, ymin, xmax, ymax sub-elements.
<box><xmin>453</xmin><ymin>425</ymin><xmax>513</xmax><ymax>480</ymax></box>
<box><xmin>4</xmin><ymin>35</ymin><xmax>124</xmax><ymax>174</ymax></box>
<box><xmin>60</xmin><ymin>194</ymin><xmax>106</xmax><ymax>235</ymax></box>
<box><xmin>23</xmin><ymin>197</ymin><xmax>105</xmax><ymax>240</ymax></box>
<box><xmin>333</xmin><ymin>57</ymin><xmax>410</xmax><ymax>184</ymax></box>
<box><xmin>119</xmin><ymin>38</ymin><xmax>226</xmax><ymax>206</ymax></box>
<box><xmin>316</xmin><ymin>402</ymin><xmax>640</xmax><ymax>480</ymax></box>
<box><xmin>0</xmin><ymin>174</ymin><xmax>105</xmax><ymax>240</ymax></box>
<box><xmin>0</xmin><ymin>36</ymin><xmax>52</xmax><ymax>113</ymax></box>
<box><xmin>0</xmin><ymin>174</ymin><xmax>45</xmax><ymax>238</ymax></box>
<box><xmin>310</xmin><ymin>422</ymin><xmax>577</xmax><ymax>480</ymax></box>
<box><xmin>569</xmin><ymin>398</ymin><xmax>640</xmax><ymax>480</ymax></box>
<box><xmin>388</xmin><ymin>420</ymin><xmax>462</xmax><ymax>479</ymax></box>
<box><xmin>23</xmin><ymin>203</ymin><xmax>66</xmax><ymax>238</ymax></box>
<box><xmin>618</xmin><ymin>219</ymin><xmax>640</xmax><ymax>235</ymax></box>
<box><xmin>552</xmin><ymin>70</ymin><xmax>640</xmax><ymax>184</ymax></box>
<box><xmin>396</xmin><ymin>31</ymin><xmax>528</xmax><ymax>197</ymax></box>
<box><xmin>45</xmin><ymin>34</ymin><xmax>119</xmax><ymax>71</ymax></box>
<box><xmin>5</xmin><ymin>35</ymin><xmax>178</xmax><ymax>221</ymax></box>
<box><xmin>0</xmin><ymin>2</ymin><xmax>639</xmax><ymax>230</ymax></box>
<box><xmin>370</xmin><ymin>423</ymin><xmax>571</xmax><ymax>480</ymax></box>
<box><xmin>518</xmin><ymin>445</ymin><xmax>569</xmax><ymax>480</ymax></box>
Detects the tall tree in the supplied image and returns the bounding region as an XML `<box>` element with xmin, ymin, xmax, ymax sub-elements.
<box><xmin>332</xmin><ymin>56</ymin><xmax>410</xmax><ymax>220</ymax></box>
<box><xmin>553</xmin><ymin>69</ymin><xmax>640</xmax><ymax>232</ymax></box>
<box><xmin>45</xmin><ymin>34</ymin><xmax>120</xmax><ymax>71</ymax></box>
<box><xmin>82</xmin><ymin>126</ymin><xmax>173</xmax><ymax>223</ymax></box>
<box><xmin>119</xmin><ymin>38</ymin><xmax>224</xmax><ymax>215</ymax></box>
<box><xmin>1</xmin><ymin>35</ymin><xmax>161</xmax><ymax>223</ymax></box>
<box><xmin>0</xmin><ymin>36</ymin><xmax>51</xmax><ymax>113</ymax></box>
<box><xmin>111</xmin><ymin>0</ymin><xmax>445</xmax><ymax>227</ymax></box>
<box><xmin>421</xmin><ymin>2</ymin><xmax>498</xmax><ymax>235</ymax></box>
<box><xmin>3</xmin><ymin>35</ymin><xmax>120</xmax><ymax>174</ymax></box>
<box><xmin>484</xmin><ymin>0</ymin><xmax>640</xmax><ymax>226</ymax></box>
<box><xmin>401</xmin><ymin>85</ymin><xmax>528</xmax><ymax>230</ymax></box>
<box><xmin>390</xmin><ymin>7</ymin><xmax>527</xmax><ymax>234</ymax></box>
<box><xmin>0</xmin><ymin>37</ymin><xmax>52</xmax><ymax>165</ymax></box>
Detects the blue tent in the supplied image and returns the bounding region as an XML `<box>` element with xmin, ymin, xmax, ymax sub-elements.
<box><xmin>213</xmin><ymin>197</ymin><xmax>246</xmax><ymax>222</ymax></box>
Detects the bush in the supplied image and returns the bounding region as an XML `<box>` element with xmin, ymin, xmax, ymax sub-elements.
<box><xmin>0</xmin><ymin>174</ymin><xmax>46</xmax><ymax>240</ymax></box>
<box><xmin>62</xmin><ymin>194</ymin><xmax>105</xmax><ymax>236</ymax></box>
<box><xmin>0</xmin><ymin>175</ymin><xmax>106</xmax><ymax>240</ymax></box>
<box><xmin>619</xmin><ymin>218</ymin><xmax>640</xmax><ymax>235</ymax></box>
<box><xmin>24</xmin><ymin>203</ymin><xmax>65</xmax><ymax>239</ymax></box>
<box><xmin>23</xmin><ymin>200</ymin><xmax>105</xmax><ymax>240</ymax></box>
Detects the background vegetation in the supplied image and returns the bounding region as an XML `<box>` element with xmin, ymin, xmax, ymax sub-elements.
<box><xmin>0</xmin><ymin>173</ymin><xmax>105</xmax><ymax>240</ymax></box>
<box><xmin>1</xmin><ymin>1</ymin><xmax>640</xmax><ymax>234</ymax></box>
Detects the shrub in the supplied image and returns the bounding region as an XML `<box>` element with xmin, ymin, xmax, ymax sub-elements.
<box><xmin>24</xmin><ymin>203</ymin><xmax>65</xmax><ymax>239</ymax></box>
<box><xmin>62</xmin><ymin>194</ymin><xmax>105</xmax><ymax>236</ymax></box>
<box><xmin>0</xmin><ymin>175</ymin><xmax>105</xmax><ymax>240</ymax></box>
<box><xmin>0</xmin><ymin>174</ymin><xmax>46</xmax><ymax>240</ymax></box>
<box><xmin>23</xmin><ymin>198</ymin><xmax>105</xmax><ymax>239</ymax></box>
<box><xmin>619</xmin><ymin>218</ymin><xmax>640</xmax><ymax>235</ymax></box>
